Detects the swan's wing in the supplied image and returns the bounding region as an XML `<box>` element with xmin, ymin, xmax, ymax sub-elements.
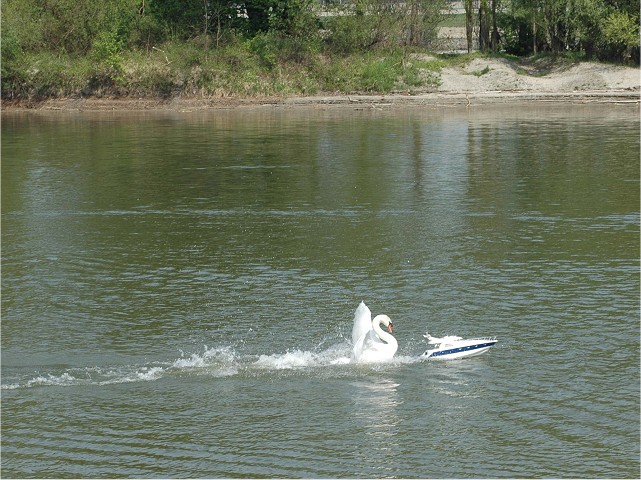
<box><xmin>358</xmin><ymin>328</ymin><xmax>398</xmax><ymax>362</ymax></box>
<box><xmin>351</xmin><ymin>302</ymin><xmax>372</xmax><ymax>346</ymax></box>
<box><xmin>367</xmin><ymin>327</ymin><xmax>386</xmax><ymax>346</ymax></box>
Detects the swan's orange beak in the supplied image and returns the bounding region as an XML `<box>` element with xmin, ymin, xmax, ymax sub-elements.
<box><xmin>388</xmin><ymin>323</ymin><xmax>393</xmax><ymax>333</ymax></box>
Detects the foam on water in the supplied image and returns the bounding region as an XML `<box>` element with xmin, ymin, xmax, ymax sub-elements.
<box><xmin>172</xmin><ymin>345</ymin><xmax>237</xmax><ymax>369</ymax></box>
<box><xmin>252</xmin><ymin>341</ymin><xmax>357</xmax><ymax>370</ymax></box>
<box><xmin>1</xmin><ymin>364</ymin><xmax>169</xmax><ymax>390</ymax></box>
<box><xmin>26</xmin><ymin>372</ymin><xmax>77</xmax><ymax>388</ymax></box>
<box><xmin>1</xmin><ymin>343</ymin><xmax>423</xmax><ymax>390</ymax></box>
<box><xmin>254</xmin><ymin>350</ymin><xmax>322</xmax><ymax>369</ymax></box>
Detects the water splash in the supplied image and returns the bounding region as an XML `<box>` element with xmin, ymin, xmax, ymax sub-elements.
<box><xmin>252</xmin><ymin>341</ymin><xmax>355</xmax><ymax>370</ymax></box>
<box><xmin>2</xmin><ymin>343</ymin><xmax>423</xmax><ymax>390</ymax></box>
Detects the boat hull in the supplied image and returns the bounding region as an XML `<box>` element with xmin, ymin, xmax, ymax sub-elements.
<box><xmin>422</xmin><ymin>339</ymin><xmax>497</xmax><ymax>360</ymax></box>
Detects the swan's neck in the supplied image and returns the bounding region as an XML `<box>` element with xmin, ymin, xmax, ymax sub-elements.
<box><xmin>372</xmin><ymin>315</ymin><xmax>397</xmax><ymax>347</ymax></box>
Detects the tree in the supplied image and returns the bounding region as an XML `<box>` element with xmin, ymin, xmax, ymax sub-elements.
<box><xmin>465</xmin><ymin>0</ymin><xmax>475</xmax><ymax>53</ymax></box>
<box><xmin>149</xmin><ymin>0</ymin><xmax>205</xmax><ymax>38</ymax></box>
<box><xmin>269</xmin><ymin>0</ymin><xmax>318</xmax><ymax>37</ymax></box>
<box><xmin>325</xmin><ymin>0</ymin><xmax>446</xmax><ymax>53</ymax></box>
<box><xmin>466</xmin><ymin>0</ymin><xmax>499</xmax><ymax>53</ymax></box>
<box><xmin>2</xmin><ymin>0</ymin><xmax>138</xmax><ymax>54</ymax></box>
<box><xmin>479</xmin><ymin>0</ymin><xmax>490</xmax><ymax>51</ymax></box>
<box><xmin>402</xmin><ymin>0</ymin><xmax>447</xmax><ymax>47</ymax></box>
<box><xmin>601</xmin><ymin>9</ymin><xmax>640</xmax><ymax>62</ymax></box>
<box><xmin>490</xmin><ymin>0</ymin><xmax>500</xmax><ymax>51</ymax></box>
<box><xmin>245</xmin><ymin>0</ymin><xmax>272</xmax><ymax>34</ymax></box>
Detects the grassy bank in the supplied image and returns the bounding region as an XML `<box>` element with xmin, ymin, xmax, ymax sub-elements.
<box><xmin>3</xmin><ymin>0</ymin><xmax>637</xmax><ymax>103</ymax></box>
<box><xmin>4</xmin><ymin>41</ymin><xmax>458</xmax><ymax>101</ymax></box>
<box><xmin>7</xmin><ymin>43</ymin><xmax>639</xmax><ymax>109</ymax></box>
<box><xmin>2</xmin><ymin>0</ymin><xmax>453</xmax><ymax>101</ymax></box>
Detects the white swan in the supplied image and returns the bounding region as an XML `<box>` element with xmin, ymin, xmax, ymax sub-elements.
<box><xmin>351</xmin><ymin>302</ymin><xmax>398</xmax><ymax>363</ymax></box>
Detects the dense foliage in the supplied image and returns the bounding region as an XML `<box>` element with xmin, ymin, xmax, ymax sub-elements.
<box><xmin>1</xmin><ymin>0</ymin><xmax>638</xmax><ymax>100</ymax></box>
<box><xmin>494</xmin><ymin>0</ymin><xmax>640</xmax><ymax>61</ymax></box>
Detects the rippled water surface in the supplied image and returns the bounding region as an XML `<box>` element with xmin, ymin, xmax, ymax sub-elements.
<box><xmin>2</xmin><ymin>105</ymin><xmax>639</xmax><ymax>478</ymax></box>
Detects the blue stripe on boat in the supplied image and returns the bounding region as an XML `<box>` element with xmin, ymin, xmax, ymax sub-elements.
<box><xmin>429</xmin><ymin>342</ymin><xmax>497</xmax><ymax>357</ymax></box>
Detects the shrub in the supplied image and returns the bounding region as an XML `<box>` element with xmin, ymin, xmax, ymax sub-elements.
<box><xmin>360</xmin><ymin>57</ymin><xmax>398</xmax><ymax>92</ymax></box>
<box><xmin>249</xmin><ymin>33</ymin><xmax>279</xmax><ymax>68</ymax></box>
<box><xmin>92</xmin><ymin>30</ymin><xmax>127</xmax><ymax>77</ymax></box>
<box><xmin>600</xmin><ymin>10</ymin><xmax>640</xmax><ymax>62</ymax></box>
<box><xmin>2</xmin><ymin>52</ymin><xmax>93</xmax><ymax>99</ymax></box>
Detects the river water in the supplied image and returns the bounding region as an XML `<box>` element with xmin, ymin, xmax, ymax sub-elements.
<box><xmin>2</xmin><ymin>104</ymin><xmax>639</xmax><ymax>478</ymax></box>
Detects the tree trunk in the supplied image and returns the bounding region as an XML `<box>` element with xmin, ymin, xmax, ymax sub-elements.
<box><xmin>202</xmin><ymin>0</ymin><xmax>209</xmax><ymax>51</ymax></box>
<box><xmin>532</xmin><ymin>0</ymin><xmax>537</xmax><ymax>54</ymax></box>
<box><xmin>407</xmin><ymin>0</ymin><xmax>419</xmax><ymax>45</ymax></box>
<box><xmin>479</xmin><ymin>0</ymin><xmax>490</xmax><ymax>52</ymax></box>
<box><xmin>465</xmin><ymin>0</ymin><xmax>474</xmax><ymax>53</ymax></box>
<box><xmin>490</xmin><ymin>0</ymin><xmax>499</xmax><ymax>51</ymax></box>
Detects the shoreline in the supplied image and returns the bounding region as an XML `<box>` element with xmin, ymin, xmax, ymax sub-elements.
<box><xmin>2</xmin><ymin>89</ymin><xmax>639</xmax><ymax>112</ymax></box>
<box><xmin>3</xmin><ymin>57</ymin><xmax>639</xmax><ymax>112</ymax></box>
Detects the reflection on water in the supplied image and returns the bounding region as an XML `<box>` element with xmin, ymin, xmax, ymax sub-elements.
<box><xmin>350</xmin><ymin>379</ymin><xmax>402</xmax><ymax>474</ymax></box>
<box><xmin>1</xmin><ymin>105</ymin><xmax>639</xmax><ymax>478</ymax></box>
<box><xmin>351</xmin><ymin>379</ymin><xmax>402</xmax><ymax>435</ymax></box>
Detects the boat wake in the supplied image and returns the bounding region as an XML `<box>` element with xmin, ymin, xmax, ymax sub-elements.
<box><xmin>2</xmin><ymin>343</ymin><xmax>423</xmax><ymax>390</ymax></box>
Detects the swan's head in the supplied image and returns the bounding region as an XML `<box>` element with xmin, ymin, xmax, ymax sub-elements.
<box><xmin>377</xmin><ymin>314</ymin><xmax>393</xmax><ymax>333</ymax></box>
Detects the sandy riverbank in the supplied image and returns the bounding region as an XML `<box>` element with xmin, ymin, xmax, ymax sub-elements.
<box><xmin>3</xmin><ymin>57</ymin><xmax>639</xmax><ymax>111</ymax></box>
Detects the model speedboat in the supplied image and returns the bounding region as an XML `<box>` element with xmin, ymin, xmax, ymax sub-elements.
<box><xmin>421</xmin><ymin>333</ymin><xmax>497</xmax><ymax>360</ymax></box>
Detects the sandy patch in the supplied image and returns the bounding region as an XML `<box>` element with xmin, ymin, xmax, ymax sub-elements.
<box><xmin>438</xmin><ymin>57</ymin><xmax>640</xmax><ymax>94</ymax></box>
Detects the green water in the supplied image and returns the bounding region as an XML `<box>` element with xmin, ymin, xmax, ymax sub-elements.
<box><xmin>2</xmin><ymin>105</ymin><xmax>639</xmax><ymax>478</ymax></box>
